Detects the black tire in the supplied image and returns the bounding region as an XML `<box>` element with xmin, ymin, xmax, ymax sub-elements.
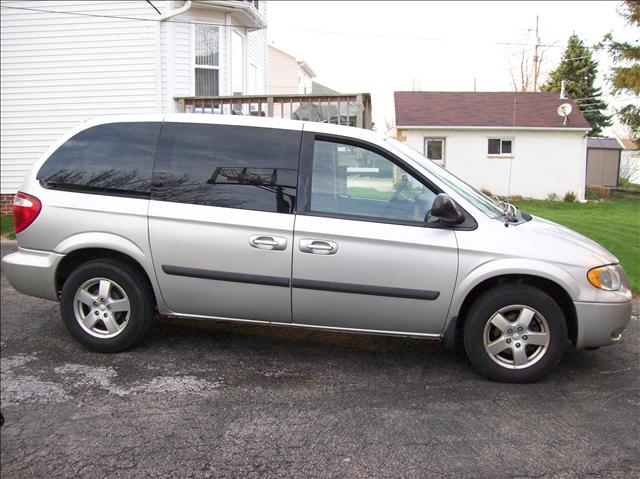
<box><xmin>60</xmin><ymin>259</ymin><xmax>154</xmax><ymax>353</ymax></box>
<box><xmin>463</xmin><ymin>284</ymin><xmax>568</xmax><ymax>382</ymax></box>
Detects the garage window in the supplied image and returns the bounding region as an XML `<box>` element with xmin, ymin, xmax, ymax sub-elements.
<box><xmin>488</xmin><ymin>138</ymin><xmax>513</xmax><ymax>156</ymax></box>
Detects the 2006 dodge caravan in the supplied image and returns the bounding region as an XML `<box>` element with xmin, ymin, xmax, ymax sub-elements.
<box><xmin>3</xmin><ymin>114</ymin><xmax>632</xmax><ymax>382</ymax></box>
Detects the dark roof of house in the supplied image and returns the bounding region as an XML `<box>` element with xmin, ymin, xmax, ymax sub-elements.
<box><xmin>587</xmin><ymin>137</ymin><xmax>623</xmax><ymax>149</ymax></box>
<box><xmin>394</xmin><ymin>91</ymin><xmax>591</xmax><ymax>129</ymax></box>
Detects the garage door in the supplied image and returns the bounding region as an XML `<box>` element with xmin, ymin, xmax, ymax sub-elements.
<box><xmin>586</xmin><ymin>149</ymin><xmax>619</xmax><ymax>187</ymax></box>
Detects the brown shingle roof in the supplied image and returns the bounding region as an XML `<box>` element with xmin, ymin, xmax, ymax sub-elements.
<box><xmin>620</xmin><ymin>138</ymin><xmax>639</xmax><ymax>150</ymax></box>
<box><xmin>394</xmin><ymin>91</ymin><xmax>591</xmax><ymax>129</ymax></box>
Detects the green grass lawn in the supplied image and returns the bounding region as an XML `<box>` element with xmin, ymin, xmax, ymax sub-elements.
<box><xmin>513</xmin><ymin>195</ymin><xmax>640</xmax><ymax>293</ymax></box>
<box><xmin>1</xmin><ymin>215</ymin><xmax>15</xmax><ymax>240</ymax></box>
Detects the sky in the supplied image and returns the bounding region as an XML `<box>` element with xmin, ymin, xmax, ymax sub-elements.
<box><xmin>266</xmin><ymin>1</ymin><xmax>639</xmax><ymax>135</ymax></box>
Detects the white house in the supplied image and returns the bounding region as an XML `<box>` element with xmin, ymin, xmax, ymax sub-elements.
<box><xmin>0</xmin><ymin>0</ymin><xmax>268</xmax><ymax>210</ymax></box>
<box><xmin>394</xmin><ymin>92</ymin><xmax>592</xmax><ymax>201</ymax></box>
<box><xmin>267</xmin><ymin>44</ymin><xmax>316</xmax><ymax>94</ymax></box>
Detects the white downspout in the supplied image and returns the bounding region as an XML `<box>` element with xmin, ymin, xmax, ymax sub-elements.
<box><xmin>159</xmin><ymin>0</ymin><xmax>192</xmax><ymax>21</ymax></box>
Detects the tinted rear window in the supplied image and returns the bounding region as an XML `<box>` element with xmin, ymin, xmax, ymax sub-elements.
<box><xmin>37</xmin><ymin>122</ymin><xmax>162</xmax><ymax>196</ymax></box>
<box><xmin>152</xmin><ymin>122</ymin><xmax>301</xmax><ymax>213</ymax></box>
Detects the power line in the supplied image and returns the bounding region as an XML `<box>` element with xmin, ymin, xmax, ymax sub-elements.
<box><xmin>145</xmin><ymin>1</ymin><xmax>161</xmax><ymax>16</ymax></box>
<box><xmin>0</xmin><ymin>4</ymin><xmax>603</xmax><ymax>50</ymax></box>
<box><xmin>575</xmin><ymin>95</ymin><xmax>637</xmax><ymax>102</ymax></box>
<box><xmin>279</xmin><ymin>26</ymin><xmax>579</xmax><ymax>49</ymax></box>
<box><xmin>0</xmin><ymin>4</ymin><xmax>258</xmax><ymax>29</ymax></box>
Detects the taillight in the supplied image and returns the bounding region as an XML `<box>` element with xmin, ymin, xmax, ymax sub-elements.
<box><xmin>12</xmin><ymin>192</ymin><xmax>42</xmax><ymax>234</ymax></box>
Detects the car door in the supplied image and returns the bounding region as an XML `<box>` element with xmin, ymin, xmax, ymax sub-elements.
<box><xmin>148</xmin><ymin>119</ymin><xmax>302</xmax><ymax>322</ymax></box>
<box><xmin>291</xmin><ymin>133</ymin><xmax>459</xmax><ymax>335</ymax></box>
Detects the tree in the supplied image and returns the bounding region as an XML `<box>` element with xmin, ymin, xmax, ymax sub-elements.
<box><xmin>509</xmin><ymin>47</ymin><xmax>547</xmax><ymax>92</ymax></box>
<box><xmin>600</xmin><ymin>0</ymin><xmax>640</xmax><ymax>139</ymax></box>
<box><xmin>541</xmin><ymin>34</ymin><xmax>612</xmax><ymax>136</ymax></box>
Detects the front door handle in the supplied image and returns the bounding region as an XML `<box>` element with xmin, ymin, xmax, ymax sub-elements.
<box><xmin>249</xmin><ymin>235</ymin><xmax>287</xmax><ymax>251</ymax></box>
<box><xmin>299</xmin><ymin>239</ymin><xmax>338</xmax><ymax>255</ymax></box>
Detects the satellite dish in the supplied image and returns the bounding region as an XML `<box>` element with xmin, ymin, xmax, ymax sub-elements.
<box><xmin>557</xmin><ymin>103</ymin><xmax>573</xmax><ymax>116</ymax></box>
<box><xmin>557</xmin><ymin>103</ymin><xmax>572</xmax><ymax>125</ymax></box>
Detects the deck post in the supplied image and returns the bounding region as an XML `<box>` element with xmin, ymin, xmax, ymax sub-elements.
<box><xmin>267</xmin><ymin>96</ymin><xmax>274</xmax><ymax>118</ymax></box>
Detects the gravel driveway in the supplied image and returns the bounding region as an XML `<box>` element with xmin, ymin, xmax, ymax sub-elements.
<box><xmin>1</xmin><ymin>241</ymin><xmax>639</xmax><ymax>478</ymax></box>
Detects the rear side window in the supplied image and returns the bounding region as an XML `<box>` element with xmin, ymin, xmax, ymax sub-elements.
<box><xmin>37</xmin><ymin>122</ymin><xmax>161</xmax><ymax>196</ymax></box>
<box><xmin>152</xmin><ymin>122</ymin><xmax>301</xmax><ymax>213</ymax></box>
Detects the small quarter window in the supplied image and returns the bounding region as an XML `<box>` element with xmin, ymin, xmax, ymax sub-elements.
<box><xmin>37</xmin><ymin>122</ymin><xmax>161</xmax><ymax>195</ymax></box>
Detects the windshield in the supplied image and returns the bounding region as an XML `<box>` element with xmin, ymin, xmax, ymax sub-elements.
<box><xmin>385</xmin><ymin>138</ymin><xmax>504</xmax><ymax>219</ymax></box>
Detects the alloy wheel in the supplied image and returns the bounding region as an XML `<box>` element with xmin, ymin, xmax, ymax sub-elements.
<box><xmin>73</xmin><ymin>277</ymin><xmax>131</xmax><ymax>339</ymax></box>
<box><xmin>482</xmin><ymin>304</ymin><xmax>551</xmax><ymax>369</ymax></box>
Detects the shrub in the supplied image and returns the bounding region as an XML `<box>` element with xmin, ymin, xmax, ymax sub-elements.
<box><xmin>619</xmin><ymin>176</ymin><xmax>632</xmax><ymax>187</ymax></box>
<box><xmin>546</xmin><ymin>192</ymin><xmax>559</xmax><ymax>201</ymax></box>
<box><xmin>563</xmin><ymin>191</ymin><xmax>576</xmax><ymax>203</ymax></box>
<box><xmin>586</xmin><ymin>186</ymin><xmax>610</xmax><ymax>199</ymax></box>
<box><xmin>480</xmin><ymin>188</ymin><xmax>493</xmax><ymax>197</ymax></box>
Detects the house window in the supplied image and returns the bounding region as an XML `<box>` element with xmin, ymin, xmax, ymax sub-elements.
<box><xmin>195</xmin><ymin>25</ymin><xmax>219</xmax><ymax>96</ymax></box>
<box><xmin>425</xmin><ymin>138</ymin><xmax>445</xmax><ymax>164</ymax></box>
<box><xmin>488</xmin><ymin>138</ymin><xmax>513</xmax><ymax>156</ymax></box>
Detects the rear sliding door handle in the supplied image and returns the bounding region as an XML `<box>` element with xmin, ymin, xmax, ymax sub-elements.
<box><xmin>249</xmin><ymin>235</ymin><xmax>287</xmax><ymax>251</ymax></box>
<box><xmin>299</xmin><ymin>239</ymin><xmax>338</xmax><ymax>255</ymax></box>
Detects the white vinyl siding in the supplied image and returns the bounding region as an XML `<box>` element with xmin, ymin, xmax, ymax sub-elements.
<box><xmin>231</xmin><ymin>29</ymin><xmax>245</xmax><ymax>94</ymax></box>
<box><xmin>246</xmin><ymin>24</ymin><xmax>267</xmax><ymax>94</ymax></box>
<box><xmin>1</xmin><ymin>1</ymin><xmax>268</xmax><ymax>194</ymax></box>
<box><xmin>0</xmin><ymin>0</ymin><xmax>160</xmax><ymax>194</ymax></box>
<box><xmin>160</xmin><ymin>14</ymin><xmax>192</xmax><ymax>113</ymax></box>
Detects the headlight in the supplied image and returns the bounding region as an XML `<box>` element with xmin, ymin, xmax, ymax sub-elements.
<box><xmin>587</xmin><ymin>265</ymin><xmax>621</xmax><ymax>291</ymax></box>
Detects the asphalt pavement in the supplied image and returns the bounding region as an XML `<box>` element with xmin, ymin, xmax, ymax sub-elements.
<box><xmin>1</xmin><ymin>241</ymin><xmax>639</xmax><ymax>478</ymax></box>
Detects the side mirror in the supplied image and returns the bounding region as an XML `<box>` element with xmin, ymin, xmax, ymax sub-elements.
<box><xmin>428</xmin><ymin>194</ymin><xmax>465</xmax><ymax>225</ymax></box>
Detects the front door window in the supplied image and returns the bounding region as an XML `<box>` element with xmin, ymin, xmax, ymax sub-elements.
<box><xmin>310</xmin><ymin>140</ymin><xmax>437</xmax><ymax>223</ymax></box>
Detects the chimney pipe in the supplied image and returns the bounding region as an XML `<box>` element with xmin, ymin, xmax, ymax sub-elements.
<box><xmin>560</xmin><ymin>80</ymin><xmax>567</xmax><ymax>99</ymax></box>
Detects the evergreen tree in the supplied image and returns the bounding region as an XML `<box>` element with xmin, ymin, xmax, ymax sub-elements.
<box><xmin>601</xmin><ymin>0</ymin><xmax>640</xmax><ymax>139</ymax></box>
<box><xmin>541</xmin><ymin>34</ymin><xmax>612</xmax><ymax>136</ymax></box>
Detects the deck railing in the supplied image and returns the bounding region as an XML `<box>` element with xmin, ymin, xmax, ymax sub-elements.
<box><xmin>175</xmin><ymin>93</ymin><xmax>373</xmax><ymax>129</ymax></box>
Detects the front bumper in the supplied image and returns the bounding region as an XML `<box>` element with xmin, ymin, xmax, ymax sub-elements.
<box><xmin>2</xmin><ymin>247</ymin><xmax>63</xmax><ymax>301</ymax></box>
<box><xmin>574</xmin><ymin>300</ymin><xmax>632</xmax><ymax>348</ymax></box>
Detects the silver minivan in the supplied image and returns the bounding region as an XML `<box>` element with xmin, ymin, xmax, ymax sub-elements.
<box><xmin>2</xmin><ymin>115</ymin><xmax>632</xmax><ymax>382</ymax></box>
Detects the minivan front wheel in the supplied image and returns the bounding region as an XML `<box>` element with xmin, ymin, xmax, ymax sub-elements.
<box><xmin>463</xmin><ymin>285</ymin><xmax>568</xmax><ymax>382</ymax></box>
<box><xmin>60</xmin><ymin>260</ymin><xmax>154</xmax><ymax>353</ymax></box>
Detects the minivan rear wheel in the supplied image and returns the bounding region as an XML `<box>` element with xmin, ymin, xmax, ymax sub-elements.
<box><xmin>60</xmin><ymin>259</ymin><xmax>154</xmax><ymax>353</ymax></box>
<box><xmin>463</xmin><ymin>284</ymin><xmax>568</xmax><ymax>382</ymax></box>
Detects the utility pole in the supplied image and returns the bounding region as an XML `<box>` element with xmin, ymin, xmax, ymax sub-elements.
<box><xmin>533</xmin><ymin>15</ymin><xmax>540</xmax><ymax>91</ymax></box>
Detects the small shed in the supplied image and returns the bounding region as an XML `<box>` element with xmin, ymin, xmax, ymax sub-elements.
<box><xmin>586</xmin><ymin>137</ymin><xmax>623</xmax><ymax>187</ymax></box>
